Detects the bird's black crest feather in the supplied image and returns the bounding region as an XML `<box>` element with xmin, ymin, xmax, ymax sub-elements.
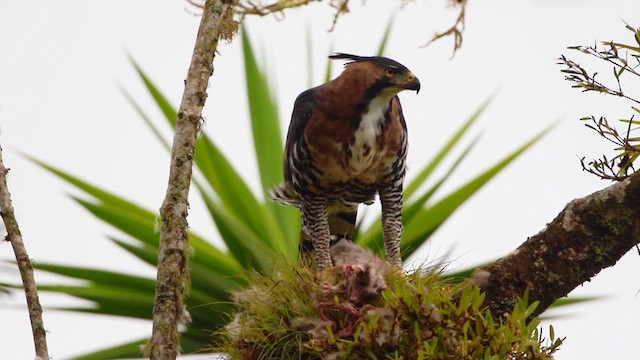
<box><xmin>328</xmin><ymin>53</ymin><xmax>368</xmax><ymax>62</ymax></box>
<box><xmin>329</xmin><ymin>53</ymin><xmax>409</xmax><ymax>71</ymax></box>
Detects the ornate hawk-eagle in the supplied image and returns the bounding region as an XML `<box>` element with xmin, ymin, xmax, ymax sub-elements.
<box><xmin>270</xmin><ymin>53</ymin><xmax>420</xmax><ymax>269</ymax></box>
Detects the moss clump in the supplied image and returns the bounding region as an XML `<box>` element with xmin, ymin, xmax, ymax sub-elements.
<box><xmin>215</xmin><ymin>254</ymin><xmax>562</xmax><ymax>359</ymax></box>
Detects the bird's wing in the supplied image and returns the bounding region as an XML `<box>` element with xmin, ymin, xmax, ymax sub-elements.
<box><xmin>283</xmin><ymin>87</ymin><xmax>318</xmax><ymax>182</ymax></box>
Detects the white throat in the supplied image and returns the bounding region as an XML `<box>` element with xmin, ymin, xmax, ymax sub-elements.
<box><xmin>356</xmin><ymin>92</ymin><xmax>396</xmax><ymax>146</ymax></box>
<box><xmin>347</xmin><ymin>92</ymin><xmax>397</xmax><ymax>174</ymax></box>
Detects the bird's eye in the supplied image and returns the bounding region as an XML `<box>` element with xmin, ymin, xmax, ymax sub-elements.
<box><xmin>385</xmin><ymin>68</ymin><xmax>396</xmax><ymax>77</ymax></box>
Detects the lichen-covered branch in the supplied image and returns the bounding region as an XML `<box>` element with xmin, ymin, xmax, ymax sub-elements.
<box><xmin>147</xmin><ymin>0</ymin><xmax>237</xmax><ymax>358</ymax></box>
<box><xmin>474</xmin><ymin>170</ymin><xmax>640</xmax><ymax>317</ymax></box>
<box><xmin>0</xmin><ymin>143</ymin><xmax>49</xmax><ymax>359</ymax></box>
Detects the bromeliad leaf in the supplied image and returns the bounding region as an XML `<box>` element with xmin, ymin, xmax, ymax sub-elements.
<box><xmin>130</xmin><ymin>57</ymin><xmax>178</xmax><ymax>127</ymax></box>
<box><xmin>201</xmin><ymin>192</ymin><xmax>277</xmax><ymax>271</ymax></box>
<box><xmin>404</xmin><ymin>95</ymin><xmax>494</xmax><ymax>199</ymax></box>
<box><xmin>356</xmin><ymin>135</ymin><xmax>479</xmax><ymax>246</ymax></box>
<box><xmin>401</xmin><ymin>125</ymin><xmax>553</xmax><ymax>257</ymax></box>
<box><xmin>131</xmin><ymin>56</ymin><xmax>297</xmax><ymax>260</ymax></box>
<box><xmin>242</xmin><ymin>29</ymin><xmax>300</xmax><ymax>251</ymax></box>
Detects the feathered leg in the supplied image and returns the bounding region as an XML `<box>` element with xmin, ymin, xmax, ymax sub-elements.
<box><xmin>300</xmin><ymin>196</ymin><xmax>333</xmax><ymax>269</ymax></box>
<box><xmin>380</xmin><ymin>186</ymin><xmax>403</xmax><ymax>268</ymax></box>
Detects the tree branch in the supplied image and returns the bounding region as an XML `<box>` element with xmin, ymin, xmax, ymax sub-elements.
<box><xmin>147</xmin><ymin>0</ymin><xmax>237</xmax><ymax>358</ymax></box>
<box><xmin>421</xmin><ymin>0</ymin><xmax>468</xmax><ymax>56</ymax></box>
<box><xmin>474</xmin><ymin>170</ymin><xmax>640</xmax><ymax>317</ymax></box>
<box><xmin>0</xmin><ymin>143</ymin><xmax>49</xmax><ymax>359</ymax></box>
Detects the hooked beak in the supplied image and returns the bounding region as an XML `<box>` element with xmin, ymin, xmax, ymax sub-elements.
<box><xmin>404</xmin><ymin>72</ymin><xmax>421</xmax><ymax>94</ymax></box>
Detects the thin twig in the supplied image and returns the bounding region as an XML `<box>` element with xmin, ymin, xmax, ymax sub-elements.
<box><xmin>421</xmin><ymin>0</ymin><xmax>468</xmax><ymax>56</ymax></box>
<box><xmin>235</xmin><ymin>0</ymin><xmax>320</xmax><ymax>16</ymax></box>
<box><xmin>146</xmin><ymin>0</ymin><xmax>237</xmax><ymax>358</ymax></box>
<box><xmin>327</xmin><ymin>0</ymin><xmax>350</xmax><ymax>32</ymax></box>
<box><xmin>0</xmin><ymin>143</ymin><xmax>49</xmax><ymax>359</ymax></box>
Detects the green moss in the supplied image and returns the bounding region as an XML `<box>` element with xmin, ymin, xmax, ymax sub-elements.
<box><xmin>215</xmin><ymin>263</ymin><xmax>562</xmax><ymax>359</ymax></box>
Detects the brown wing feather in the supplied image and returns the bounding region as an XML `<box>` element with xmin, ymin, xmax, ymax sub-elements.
<box><xmin>283</xmin><ymin>87</ymin><xmax>318</xmax><ymax>182</ymax></box>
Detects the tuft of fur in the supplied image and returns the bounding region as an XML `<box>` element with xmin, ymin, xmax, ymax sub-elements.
<box><xmin>329</xmin><ymin>240</ymin><xmax>391</xmax><ymax>302</ymax></box>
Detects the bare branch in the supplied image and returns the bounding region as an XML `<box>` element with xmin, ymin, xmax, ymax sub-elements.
<box><xmin>146</xmin><ymin>0</ymin><xmax>238</xmax><ymax>358</ymax></box>
<box><xmin>474</xmin><ymin>170</ymin><xmax>640</xmax><ymax>317</ymax></box>
<box><xmin>228</xmin><ymin>0</ymin><xmax>470</xmax><ymax>44</ymax></box>
<box><xmin>235</xmin><ymin>0</ymin><xmax>321</xmax><ymax>16</ymax></box>
<box><xmin>0</xmin><ymin>143</ymin><xmax>49</xmax><ymax>359</ymax></box>
<box><xmin>421</xmin><ymin>0</ymin><xmax>468</xmax><ymax>56</ymax></box>
<box><xmin>326</xmin><ymin>0</ymin><xmax>350</xmax><ymax>32</ymax></box>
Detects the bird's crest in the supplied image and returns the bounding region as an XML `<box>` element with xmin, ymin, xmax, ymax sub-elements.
<box><xmin>329</xmin><ymin>53</ymin><xmax>409</xmax><ymax>71</ymax></box>
<box><xmin>328</xmin><ymin>53</ymin><xmax>370</xmax><ymax>63</ymax></box>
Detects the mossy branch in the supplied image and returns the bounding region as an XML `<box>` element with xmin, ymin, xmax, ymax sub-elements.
<box><xmin>475</xmin><ymin>170</ymin><xmax>640</xmax><ymax>317</ymax></box>
<box><xmin>147</xmin><ymin>0</ymin><xmax>238</xmax><ymax>358</ymax></box>
<box><xmin>0</xmin><ymin>143</ymin><xmax>49</xmax><ymax>359</ymax></box>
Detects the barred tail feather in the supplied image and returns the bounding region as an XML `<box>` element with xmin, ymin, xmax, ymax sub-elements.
<box><xmin>268</xmin><ymin>183</ymin><xmax>300</xmax><ymax>207</ymax></box>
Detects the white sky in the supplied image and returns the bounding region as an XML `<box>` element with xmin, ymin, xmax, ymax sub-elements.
<box><xmin>1</xmin><ymin>0</ymin><xmax>639</xmax><ymax>358</ymax></box>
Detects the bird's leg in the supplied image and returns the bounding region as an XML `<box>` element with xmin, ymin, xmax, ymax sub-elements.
<box><xmin>301</xmin><ymin>196</ymin><xmax>333</xmax><ymax>269</ymax></box>
<box><xmin>380</xmin><ymin>186</ymin><xmax>403</xmax><ymax>268</ymax></box>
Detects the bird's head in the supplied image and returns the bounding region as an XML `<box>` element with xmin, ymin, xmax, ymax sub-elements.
<box><xmin>329</xmin><ymin>53</ymin><xmax>421</xmax><ymax>95</ymax></box>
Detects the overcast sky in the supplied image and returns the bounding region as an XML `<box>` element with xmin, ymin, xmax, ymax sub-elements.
<box><xmin>1</xmin><ymin>0</ymin><xmax>639</xmax><ymax>359</ymax></box>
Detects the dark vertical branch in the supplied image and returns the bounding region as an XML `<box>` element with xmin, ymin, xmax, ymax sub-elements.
<box><xmin>0</xmin><ymin>143</ymin><xmax>49</xmax><ymax>359</ymax></box>
<box><xmin>147</xmin><ymin>0</ymin><xmax>237</xmax><ymax>358</ymax></box>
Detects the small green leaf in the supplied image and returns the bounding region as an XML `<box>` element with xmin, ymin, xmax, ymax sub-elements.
<box><xmin>129</xmin><ymin>56</ymin><xmax>178</xmax><ymax>127</ymax></box>
<box><xmin>376</xmin><ymin>14</ymin><xmax>396</xmax><ymax>56</ymax></box>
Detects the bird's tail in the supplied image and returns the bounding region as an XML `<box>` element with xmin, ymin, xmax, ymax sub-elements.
<box><xmin>327</xmin><ymin>204</ymin><xmax>358</xmax><ymax>240</ymax></box>
<box><xmin>269</xmin><ymin>183</ymin><xmax>300</xmax><ymax>207</ymax></box>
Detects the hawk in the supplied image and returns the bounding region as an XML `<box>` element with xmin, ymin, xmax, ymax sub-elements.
<box><xmin>270</xmin><ymin>53</ymin><xmax>420</xmax><ymax>269</ymax></box>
